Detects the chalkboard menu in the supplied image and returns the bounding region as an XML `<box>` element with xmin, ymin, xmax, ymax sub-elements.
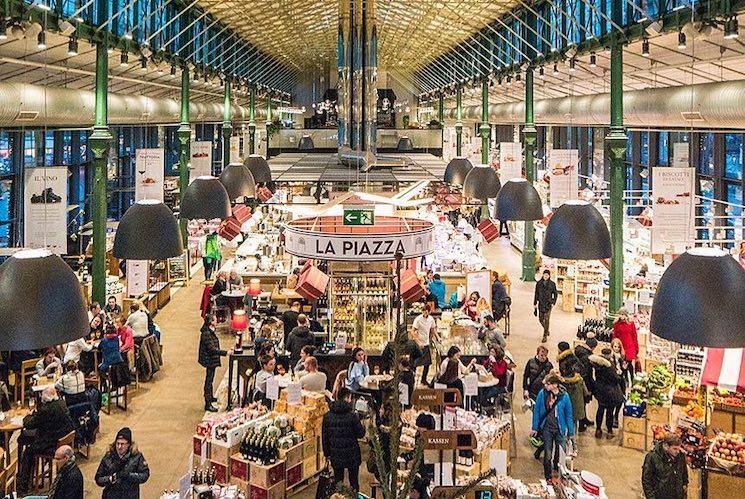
<box><xmin>168</xmin><ymin>252</ymin><xmax>188</xmax><ymax>282</ymax></box>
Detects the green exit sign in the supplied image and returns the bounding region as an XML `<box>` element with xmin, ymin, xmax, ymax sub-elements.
<box><xmin>343</xmin><ymin>208</ymin><xmax>375</xmax><ymax>226</ymax></box>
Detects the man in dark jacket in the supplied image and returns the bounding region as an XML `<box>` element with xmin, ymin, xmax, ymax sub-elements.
<box><xmin>491</xmin><ymin>276</ymin><xmax>510</xmax><ymax>322</ymax></box>
<box><xmin>322</xmin><ymin>387</ymin><xmax>365</xmax><ymax>492</ymax></box>
<box><xmin>17</xmin><ymin>386</ymin><xmax>75</xmax><ymax>494</ymax></box>
<box><xmin>281</xmin><ymin>300</ymin><xmax>302</xmax><ymax>344</ymax></box>
<box><xmin>198</xmin><ymin>314</ymin><xmax>227</xmax><ymax>412</ymax></box>
<box><xmin>47</xmin><ymin>445</ymin><xmax>83</xmax><ymax>499</ymax></box>
<box><xmin>523</xmin><ymin>345</ymin><xmax>553</xmax><ymax>401</ymax></box>
<box><xmin>95</xmin><ymin>427</ymin><xmax>150</xmax><ymax>499</ymax></box>
<box><xmin>534</xmin><ymin>269</ymin><xmax>558</xmax><ymax>342</ymax></box>
<box><xmin>285</xmin><ymin>314</ymin><xmax>315</xmax><ymax>367</ymax></box>
<box><xmin>574</xmin><ymin>336</ymin><xmax>597</xmax><ymax>430</ymax></box>
<box><xmin>642</xmin><ymin>434</ymin><xmax>688</xmax><ymax>499</ymax></box>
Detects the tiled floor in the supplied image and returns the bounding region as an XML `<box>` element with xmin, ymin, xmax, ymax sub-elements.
<box><xmin>72</xmin><ymin>237</ymin><xmax>648</xmax><ymax>498</ymax></box>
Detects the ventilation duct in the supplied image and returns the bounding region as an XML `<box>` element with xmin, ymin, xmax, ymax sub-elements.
<box><xmin>448</xmin><ymin>80</ymin><xmax>745</xmax><ymax>129</ymax></box>
<box><xmin>0</xmin><ymin>82</ymin><xmax>261</xmax><ymax>127</ymax></box>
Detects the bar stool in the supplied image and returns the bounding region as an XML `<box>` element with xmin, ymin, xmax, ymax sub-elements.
<box><xmin>32</xmin><ymin>431</ymin><xmax>75</xmax><ymax>489</ymax></box>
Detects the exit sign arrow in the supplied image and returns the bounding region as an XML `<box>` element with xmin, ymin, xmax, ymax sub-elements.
<box><xmin>343</xmin><ymin>208</ymin><xmax>374</xmax><ymax>226</ymax></box>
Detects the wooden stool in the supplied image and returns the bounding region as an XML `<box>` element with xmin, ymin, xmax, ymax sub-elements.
<box><xmin>101</xmin><ymin>369</ymin><xmax>128</xmax><ymax>415</ymax></box>
<box><xmin>32</xmin><ymin>431</ymin><xmax>75</xmax><ymax>489</ymax></box>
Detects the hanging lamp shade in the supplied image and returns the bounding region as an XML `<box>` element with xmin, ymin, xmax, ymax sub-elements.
<box><xmin>219</xmin><ymin>163</ymin><xmax>256</xmax><ymax>201</ymax></box>
<box><xmin>542</xmin><ymin>201</ymin><xmax>611</xmax><ymax>260</ymax></box>
<box><xmin>444</xmin><ymin>157</ymin><xmax>473</xmax><ymax>185</ymax></box>
<box><xmin>463</xmin><ymin>164</ymin><xmax>501</xmax><ymax>202</ymax></box>
<box><xmin>113</xmin><ymin>199</ymin><xmax>183</xmax><ymax>260</ymax></box>
<box><xmin>244</xmin><ymin>154</ymin><xmax>272</xmax><ymax>183</ymax></box>
<box><xmin>397</xmin><ymin>136</ymin><xmax>414</xmax><ymax>152</ymax></box>
<box><xmin>181</xmin><ymin>176</ymin><xmax>232</xmax><ymax>220</ymax></box>
<box><xmin>650</xmin><ymin>247</ymin><xmax>745</xmax><ymax>347</ymax></box>
<box><xmin>298</xmin><ymin>135</ymin><xmax>315</xmax><ymax>151</ymax></box>
<box><xmin>0</xmin><ymin>249</ymin><xmax>88</xmax><ymax>350</ymax></box>
<box><xmin>495</xmin><ymin>179</ymin><xmax>544</xmax><ymax>221</ymax></box>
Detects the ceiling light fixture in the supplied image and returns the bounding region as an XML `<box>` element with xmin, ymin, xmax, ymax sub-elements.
<box><xmin>67</xmin><ymin>36</ymin><xmax>78</xmax><ymax>56</ymax></box>
<box><xmin>543</xmin><ymin>200</ymin><xmax>612</xmax><ymax>260</ymax></box>
<box><xmin>642</xmin><ymin>38</ymin><xmax>650</xmax><ymax>57</ymax></box>
<box><xmin>539</xmin><ymin>66</ymin><xmax>544</xmax><ymax>78</ymax></box>
<box><xmin>244</xmin><ymin>155</ymin><xmax>272</xmax><ymax>183</ymax></box>
<box><xmin>495</xmin><ymin>179</ymin><xmax>544</xmax><ymax>221</ymax></box>
<box><xmin>120</xmin><ymin>51</ymin><xmax>129</xmax><ymax>66</ymax></box>
<box><xmin>463</xmin><ymin>164</ymin><xmax>501</xmax><ymax>202</ymax></box>
<box><xmin>678</xmin><ymin>30</ymin><xmax>687</xmax><ymax>49</ymax></box>
<box><xmin>724</xmin><ymin>15</ymin><xmax>739</xmax><ymax>39</ymax></box>
<box><xmin>140</xmin><ymin>57</ymin><xmax>147</xmax><ymax>71</ymax></box>
<box><xmin>113</xmin><ymin>199</ymin><xmax>183</xmax><ymax>260</ymax></box>
<box><xmin>444</xmin><ymin>157</ymin><xmax>473</xmax><ymax>185</ymax></box>
<box><xmin>123</xmin><ymin>31</ymin><xmax>133</xmax><ymax>40</ymax></box>
<box><xmin>181</xmin><ymin>176</ymin><xmax>232</xmax><ymax>220</ymax></box>
<box><xmin>37</xmin><ymin>30</ymin><xmax>46</xmax><ymax>50</ymax></box>
<box><xmin>553</xmin><ymin>63</ymin><xmax>559</xmax><ymax>75</ymax></box>
<box><xmin>569</xmin><ymin>58</ymin><xmax>576</xmax><ymax>71</ymax></box>
<box><xmin>589</xmin><ymin>53</ymin><xmax>597</xmax><ymax>67</ymax></box>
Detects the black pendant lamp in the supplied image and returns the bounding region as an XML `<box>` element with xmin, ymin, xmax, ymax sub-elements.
<box><xmin>397</xmin><ymin>136</ymin><xmax>414</xmax><ymax>152</ymax></box>
<box><xmin>113</xmin><ymin>199</ymin><xmax>183</xmax><ymax>260</ymax></box>
<box><xmin>443</xmin><ymin>157</ymin><xmax>473</xmax><ymax>185</ymax></box>
<box><xmin>244</xmin><ymin>154</ymin><xmax>272</xmax><ymax>183</ymax></box>
<box><xmin>0</xmin><ymin>249</ymin><xmax>88</xmax><ymax>350</ymax></box>
<box><xmin>298</xmin><ymin>135</ymin><xmax>315</xmax><ymax>151</ymax></box>
<box><xmin>463</xmin><ymin>164</ymin><xmax>501</xmax><ymax>202</ymax></box>
<box><xmin>650</xmin><ymin>247</ymin><xmax>745</xmax><ymax>348</ymax></box>
<box><xmin>495</xmin><ymin>179</ymin><xmax>544</xmax><ymax>221</ymax></box>
<box><xmin>181</xmin><ymin>176</ymin><xmax>232</xmax><ymax>220</ymax></box>
<box><xmin>219</xmin><ymin>163</ymin><xmax>256</xmax><ymax>201</ymax></box>
<box><xmin>542</xmin><ymin>201</ymin><xmax>611</xmax><ymax>260</ymax></box>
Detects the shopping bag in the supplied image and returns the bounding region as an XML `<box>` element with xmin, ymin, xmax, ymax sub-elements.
<box><xmin>315</xmin><ymin>463</ymin><xmax>335</xmax><ymax>499</ymax></box>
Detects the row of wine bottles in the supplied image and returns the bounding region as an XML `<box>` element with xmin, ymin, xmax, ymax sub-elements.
<box><xmin>239</xmin><ymin>431</ymin><xmax>279</xmax><ymax>466</ymax></box>
<box><xmin>190</xmin><ymin>465</ymin><xmax>217</xmax><ymax>486</ymax></box>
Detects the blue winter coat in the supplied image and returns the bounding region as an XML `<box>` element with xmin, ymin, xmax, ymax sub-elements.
<box><xmin>532</xmin><ymin>387</ymin><xmax>575</xmax><ymax>438</ymax></box>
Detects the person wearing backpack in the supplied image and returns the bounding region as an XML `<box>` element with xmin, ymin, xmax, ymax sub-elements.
<box><xmin>531</xmin><ymin>372</ymin><xmax>575</xmax><ymax>484</ymax></box>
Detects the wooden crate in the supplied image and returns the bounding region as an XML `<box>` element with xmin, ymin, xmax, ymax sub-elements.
<box><xmin>645</xmin><ymin>358</ymin><xmax>664</xmax><ymax>373</ymax></box>
<box><xmin>249</xmin><ymin>480</ymin><xmax>285</xmax><ymax>499</ymax></box>
<box><xmin>209</xmin><ymin>440</ymin><xmax>239</xmax><ymax>466</ymax></box>
<box><xmin>249</xmin><ymin>460</ymin><xmax>286</xmax><ymax>489</ymax></box>
<box><xmin>229</xmin><ymin>453</ymin><xmax>250</xmax><ymax>482</ymax></box>
<box><xmin>279</xmin><ymin>442</ymin><xmax>303</xmax><ymax>469</ymax></box>
<box><xmin>622</xmin><ymin>432</ymin><xmax>646</xmax><ymax>451</ymax></box>
<box><xmin>709</xmin><ymin>409</ymin><xmax>735</xmax><ymax>436</ymax></box>
<box><xmin>646</xmin><ymin>405</ymin><xmax>671</xmax><ymax>424</ymax></box>
<box><xmin>707</xmin><ymin>470</ymin><xmax>745</xmax><ymax>498</ymax></box>
<box><xmin>623</xmin><ymin>416</ymin><xmax>647</xmax><ymax>435</ymax></box>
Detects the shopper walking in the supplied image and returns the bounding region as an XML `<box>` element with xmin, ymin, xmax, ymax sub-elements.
<box><xmin>95</xmin><ymin>427</ymin><xmax>150</xmax><ymax>499</ymax></box>
<box><xmin>47</xmin><ymin>445</ymin><xmax>83</xmax><ymax>499</ymax></box>
<box><xmin>642</xmin><ymin>434</ymin><xmax>688</xmax><ymax>499</ymax></box>
<box><xmin>198</xmin><ymin>314</ymin><xmax>227</xmax><ymax>412</ymax></box>
<box><xmin>573</xmin><ymin>337</ymin><xmax>597</xmax><ymax>430</ymax></box>
<box><xmin>557</xmin><ymin>342</ymin><xmax>589</xmax><ymax>432</ymax></box>
<box><xmin>321</xmin><ymin>387</ymin><xmax>365</xmax><ymax>492</ymax></box>
<box><xmin>612</xmin><ymin>307</ymin><xmax>639</xmax><ymax>385</ymax></box>
<box><xmin>533</xmin><ymin>269</ymin><xmax>558</xmax><ymax>343</ymax></box>
<box><xmin>411</xmin><ymin>306</ymin><xmax>437</xmax><ymax>385</ymax></box>
<box><xmin>523</xmin><ymin>346</ymin><xmax>554</xmax><ymax>401</ymax></box>
<box><xmin>531</xmin><ymin>372</ymin><xmax>575</xmax><ymax>484</ymax></box>
<box><xmin>201</xmin><ymin>232</ymin><xmax>221</xmax><ymax>281</ymax></box>
<box><xmin>286</xmin><ymin>314</ymin><xmax>315</xmax><ymax>367</ymax></box>
<box><xmin>590</xmin><ymin>349</ymin><xmax>625</xmax><ymax>439</ymax></box>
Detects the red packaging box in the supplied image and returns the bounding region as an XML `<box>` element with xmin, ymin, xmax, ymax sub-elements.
<box><xmin>400</xmin><ymin>268</ymin><xmax>426</xmax><ymax>303</ymax></box>
<box><xmin>209</xmin><ymin>461</ymin><xmax>229</xmax><ymax>484</ymax></box>
<box><xmin>295</xmin><ymin>265</ymin><xmax>329</xmax><ymax>301</ymax></box>
<box><xmin>229</xmin><ymin>453</ymin><xmax>250</xmax><ymax>481</ymax></box>
<box><xmin>193</xmin><ymin>435</ymin><xmax>206</xmax><ymax>457</ymax></box>
<box><xmin>478</xmin><ymin>218</ymin><xmax>500</xmax><ymax>243</ymax></box>
<box><xmin>249</xmin><ymin>460</ymin><xmax>286</xmax><ymax>489</ymax></box>
<box><xmin>249</xmin><ymin>481</ymin><xmax>285</xmax><ymax>499</ymax></box>
<box><xmin>232</xmin><ymin>204</ymin><xmax>251</xmax><ymax>224</ymax></box>
<box><xmin>286</xmin><ymin>463</ymin><xmax>303</xmax><ymax>487</ymax></box>
<box><xmin>219</xmin><ymin>217</ymin><xmax>241</xmax><ymax>241</ymax></box>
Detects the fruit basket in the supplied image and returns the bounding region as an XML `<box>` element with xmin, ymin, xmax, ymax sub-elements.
<box><xmin>708</xmin><ymin>433</ymin><xmax>745</xmax><ymax>475</ymax></box>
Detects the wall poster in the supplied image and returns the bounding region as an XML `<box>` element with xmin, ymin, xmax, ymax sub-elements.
<box><xmin>548</xmin><ymin>149</ymin><xmax>579</xmax><ymax>208</ymax></box>
<box><xmin>499</xmin><ymin>142</ymin><xmax>522</xmax><ymax>180</ymax></box>
<box><xmin>135</xmin><ymin>148</ymin><xmax>164</xmax><ymax>202</ymax></box>
<box><xmin>23</xmin><ymin>166</ymin><xmax>68</xmax><ymax>254</ymax></box>
<box><xmin>190</xmin><ymin>141</ymin><xmax>212</xmax><ymax>180</ymax></box>
<box><xmin>672</xmin><ymin>142</ymin><xmax>690</xmax><ymax>168</ymax></box>
<box><xmin>230</xmin><ymin>136</ymin><xmax>241</xmax><ymax>163</ymax></box>
<box><xmin>651</xmin><ymin>167</ymin><xmax>695</xmax><ymax>254</ymax></box>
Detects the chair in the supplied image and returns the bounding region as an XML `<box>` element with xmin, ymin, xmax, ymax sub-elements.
<box><xmin>4</xmin><ymin>458</ymin><xmax>17</xmax><ymax>494</ymax></box>
<box><xmin>15</xmin><ymin>358</ymin><xmax>40</xmax><ymax>407</ymax></box>
<box><xmin>210</xmin><ymin>295</ymin><xmax>231</xmax><ymax>324</ymax></box>
<box><xmin>127</xmin><ymin>349</ymin><xmax>139</xmax><ymax>390</ymax></box>
<box><xmin>101</xmin><ymin>365</ymin><xmax>128</xmax><ymax>415</ymax></box>
<box><xmin>69</xmin><ymin>401</ymin><xmax>98</xmax><ymax>459</ymax></box>
<box><xmin>32</xmin><ymin>431</ymin><xmax>75</xmax><ymax>489</ymax></box>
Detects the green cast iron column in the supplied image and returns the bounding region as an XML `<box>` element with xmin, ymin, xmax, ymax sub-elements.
<box><xmin>438</xmin><ymin>92</ymin><xmax>444</xmax><ymax>126</ymax></box>
<box><xmin>266</xmin><ymin>95</ymin><xmax>272</xmax><ymax>124</ymax></box>
<box><xmin>455</xmin><ymin>86</ymin><xmax>463</xmax><ymax>156</ymax></box>
<box><xmin>177</xmin><ymin>66</ymin><xmax>190</xmax><ymax>259</ymax></box>
<box><xmin>480</xmin><ymin>80</ymin><xmax>489</xmax><ymax>165</ymax></box>
<box><xmin>248</xmin><ymin>87</ymin><xmax>256</xmax><ymax>155</ymax></box>
<box><xmin>606</xmin><ymin>0</ymin><xmax>628</xmax><ymax>315</ymax></box>
<box><xmin>522</xmin><ymin>68</ymin><xmax>538</xmax><ymax>281</ymax></box>
<box><xmin>90</xmin><ymin>41</ymin><xmax>113</xmax><ymax>305</ymax></box>
<box><xmin>222</xmin><ymin>79</ymin><xmax>232</xmax><ymax>168</ymax></box>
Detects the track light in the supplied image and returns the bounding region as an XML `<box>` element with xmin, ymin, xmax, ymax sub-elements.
<box><xmin>120</xmin><ymin>51</ymin><xmax>129</xmax><ymax>66</ymax></box>
<box><xmin>67</xmin><ymin>36</ymin><xmax>78</xmax><ymax>56</ymax></box>
<box><xmin>170</xmin><ymin>65</ymin><xmax>176</xmax><ymax>77</ymax></box>
<box><xmin>497</xmin><ymin>77</ymin><xmax>502</xmax><ymax>86</ymax></box>
<box><xmin>553</xmin><ymin>63</ymin><xmax>559</xmax><ymax>75</ymax></box>
<box><xmin>724</xmin><ymin>16</ymin><xmax>739</xmax><ymax>39</ymax></box>
<box><xmin>678</xmin><ymin>30</ymin><xmax>686</xmax><ymax>49</ymax></box>
<box><xmin>539</xmin><ymin>66</ymin><xmax>544</xmax><ymax>78</ymax></box>
<box><xmin>506</xmin><ymin>75</ymin><xmax>511</xmax><ymax>86</ymax></box>
<box><xmin>123</xmin><ymin>31</ymin><xmax>133</xmax><ymax>40</ymax></box>
<box><xmin>569</xmin><ymin>58</ymin><xmax>576</xmax><ymax>71</ymax></box>
<box><xmin>140</xmin><ymin>57</ymin><xmax>147</xmax><ymax>71</ymax></box>
<box><xmin>642</xmin><ymin>38</ymin><xmax>650</xmax><ymax>57</ymax></box>
<box><xmin>516</xmin><ymin>72</ymin><xmax>521</xmax><ymax>82</ymax></box>
<box><xmin>0</xmin><ymin>21</ymin><xmax>7</xmax><ymax>40</ymax></box>
<box><xmin>36</xmin><ymin>30</ymin><xmax>46</xmax><ymax>50</ymax></box>
<box><xmin>589</xmin><ymin>53</ymin><xmax>596</xmax><ymax>67</ymax></box>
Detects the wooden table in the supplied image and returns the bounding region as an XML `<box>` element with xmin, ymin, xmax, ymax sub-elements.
<box><xmin>0</xmin><ymin>408</ymin><xmax>29</xmax><ymax>465</ymax></box>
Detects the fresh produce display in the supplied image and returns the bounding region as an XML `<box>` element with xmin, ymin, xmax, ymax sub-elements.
<box><xmin>711</xmin><ymin>389</ymin><xmax>745</xmax><ymax>411</ymax></box>
<box><xmin>709</xmin><ymin>433</ymin><xmax>745</xmax><ymax>471</ymax></box>
<box><xmin>684</xmin><ymin>401</ymin><xmax>705</xmax><ymax>420</ymax></box>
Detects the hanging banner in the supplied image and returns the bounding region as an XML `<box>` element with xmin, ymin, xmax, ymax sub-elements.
<box><xmin>230</xmin><ymin>136</ymin><xmax>241</xmax><ymax>163</ymax></box>
<box><xmin>190</xmin><ymin>141</ymin><xmax>212</xmax><ymax>181</ymax></box>
<box><xmin>548</xmin><ymin>149</ymin><xmax>579</xmax><ymax>208</ymax></box>
<box><xmin>126</xmin><ymin>260</ymin><xmax>149</xmax><ymax>297</ymax></box>
<box><xmin>499</xmin><ymin>142</ymin><xmax>522</xmax><ymax>180</ymax></box>
<box><xmin>135</xmin><ymin>148</ymin><xmax>164</xmax><ymax>202</ymax></box>
<box><xmin>23</xmin><ymin>166</ymin><xmax>68</xmax><ymax>254</ymax></box>
<box><xmin>672</xmin><ymin>143</ymin><xmax>690</xmax><ymax>168</ymax></box>
<box><xmin>652</xmin><ymin>167</ymin><xmax>695</xmax><ymax>254</ymax></box>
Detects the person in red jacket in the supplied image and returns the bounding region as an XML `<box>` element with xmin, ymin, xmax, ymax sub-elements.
<box><xmin>481</xmin><ymin>345</ymin><xmax>509</xmax><ymax>405</ymax></box>
<box><xmin>612</xmin><ymin>307</ymin><xmax>639</xmax><ymax>387</ymax></box>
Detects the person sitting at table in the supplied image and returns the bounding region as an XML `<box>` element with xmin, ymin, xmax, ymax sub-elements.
<box><xmin>295</xmin><ymin>345</ymin><xmax>316</xmax><ymax>374</ymax></box>
<box><xmin>63</xmin><ymin>336</ymin><xmax>93</xmax><ymax>365</ymax></box>
<box><xmin>228</xmin><ymin>269</ymin><xmax>243</xmax><ymax>289</ymax></box>
<box><xmin>125</xmin><ymin>302</ymin><xmax>150</xmax><ymax>340</ymax></box>
<box><xmin>47</xmin><ymin>444</ymin><xmax>84</xmax><ymax>499</ymax></box>
<box><xmin>345</xmin><ymin>347</ymin><xmax>370</xmax><ymax>392</ymax></box>
<box><xmin>89</xmin><ymin>313</ymin><xmax>104</xmax><ymax>340</ymax></box>
<box><xmin>105</xmin><ymin>295</ymin><xmax>122</xmax><ymax>317</ymax></box>
<box><xmin>88</xmin><ymin>302</ymin><xmax>105</xmax><ymax>324</ymax></box>
<box><xmin>481</xmin><ymin>345</ymin><xmax>509</xmax><ymax>406</ymax></box>
<box><xmin>99</xmin><ymin>324</ymin><xmax>124</xmax><ymax>374</ymax></box>
<box><xmin>56</xmin><ymin>360</ymin><xmax>87</xmax><ymax>406</ymax></box>
<box><xmin>254</xmin><ymin>325</ymin><xmax>272</xmax><ymax>352</ymax></box>
<box><xmin>35</xmin><ymin>347</ymin><xmax>62</xmax><ymax>378</ymax></box>
<box><xmin>286</xmin><ymin>314</ymin><xmax>315</xmax><ymax>368</ymax></box>
<box><xmin>276</xmin><ymin>359</ymin><xmax>288</xmax><ymax>377</ymax></box>
<box><xmin>17</xmin><ymin>386</ymin><xmax>74</xmax><ymax>495</ymax></box>
<box><xmin>210</xmin><ymin>271</ymin><xmax>229</xmax><ymax>306</ymax></box>
<box><xmin>460</xmin><ymin>291</ymin><xmax>480</xmax><ymax>321</ymax></box>
<box><xmin>253</xmin><ymin>355</ymin><xmax>276</xmax><ymax>404</ymax></box>
<box><xmin>115</xmin><ymin>316</ymin><xmax>134</xmax><ymax>358</ymax></box>
<box><xmin>436</xmin><ymin>346</ymin><xmax>475</xmax><ymax>399</ymax></box>
<box><xmin>480</xmin><ymin>315</ymin><xmax>506</xmax><ymax>350</ymax></box>
<box><xmin>300</xmin><ymin>356</ymin><xmax>327</xmax><ymax>392</ymax></box>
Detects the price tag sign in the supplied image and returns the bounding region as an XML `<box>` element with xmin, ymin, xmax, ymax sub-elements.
<box><xmin>464</xmin><ymin>373</ymin><xmax>479</xmax><ymax>397</ymax></box>
<box><xmin>287</xmin><ymin>381</ymin><xmax>302</xmax><ymax>405</ymax></box>
<box><xmin>398</xmin><ymin>382</ymin><xmax>409</xmax><ymax>406</ymax></box>
<box><xmin>266</xmin><ymin>377</ymin><xmax>280</xmax><ymax>401</ymax></box>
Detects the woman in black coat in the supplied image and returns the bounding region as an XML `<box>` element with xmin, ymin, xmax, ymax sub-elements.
<box><xmin>198</xmin><ymin>314</ymin><xmax>227</xmax><ymax>412</ymax></box>
<box><xmin>321</xmin><ymin>387</ymin><xmax>365</xmax><ymax>492</ymax></box>
<box><xmin>591</xmin><ymin>350</ymin><xmax>625</xmax><ymax>438</ymax></box>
